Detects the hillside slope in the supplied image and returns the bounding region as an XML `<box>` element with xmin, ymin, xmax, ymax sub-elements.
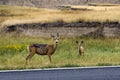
<box><xmin>0</xmin><ymin>0</ymin><xmax>120</xmax><ymax>8</ymax></box>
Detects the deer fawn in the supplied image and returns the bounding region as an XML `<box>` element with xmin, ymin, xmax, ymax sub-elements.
<box><xmin>76</xmin><ymin>40</ymin><xmax>84</xmax><ymax>56</ymax></box>
<box><xmin>25</xmin><ymin>33</ymin><xmax>59</xmax><ymax>65</ymax></box>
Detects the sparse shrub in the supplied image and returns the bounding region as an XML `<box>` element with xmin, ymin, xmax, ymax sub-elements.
<box><xmin>0</xmin><ymin>10</ymin><xmax>11</xmax><ymax>16</ymax></box>
<box><xmin>97</xmin><ymin>63</ymin><xmax>112</xmax><ymax>66</ymax></box>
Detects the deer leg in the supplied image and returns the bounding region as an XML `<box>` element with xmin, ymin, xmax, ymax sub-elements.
<box><xmin>26</xmin><ymin>53</ymin><xmax>35</xmax><ymax>65</ymax></box>
<box><xmin>26</xmin><ymin>54</ymin><xmax>30</xmax><ymax>65</ymax></box>
<box><xmin>26</xmin><ymin>47</ymin><xmax>36</xmax><ymax>65</ymax></box>
<box><xmin>48</xmin><ymin>55</ymin><xmax>52</xmax><ymax>63</ymax></box>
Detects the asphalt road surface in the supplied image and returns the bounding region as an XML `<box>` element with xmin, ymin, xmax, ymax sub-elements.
<box><xmin>0</xmin><ymin>66</ymin><xmax>120</xmax><ymax>80</ymax></box>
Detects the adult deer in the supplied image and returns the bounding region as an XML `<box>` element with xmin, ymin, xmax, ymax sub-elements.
<box><xmin>26</xmin><ymin>33</ymin><xmax>59</xmax><ymax>65</ymax></box>
<box><xmin>76</xmin><ymin>40</ymin><xmax>84</xmax><ymax>56</ymax></box>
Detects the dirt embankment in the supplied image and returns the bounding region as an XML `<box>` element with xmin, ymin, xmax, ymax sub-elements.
<box><xmin>0</xmin><ymin>0</ymin><xmax>120</xmax><ymax>8</ymax></box>
<box><xmin>2</xmin><ymin>21</ymin><xmax>120</xmax><ymax>38</ymax></box>
<box><xmin>5</xmin><ymin>21</ymin><xmax>120</xmax><ymax>30</ymax></box>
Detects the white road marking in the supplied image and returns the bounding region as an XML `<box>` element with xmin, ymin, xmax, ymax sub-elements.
<box><xmin>0</xmin><ymin>65</ymin><xmax>120</xmax><ymax>73</ymax></box>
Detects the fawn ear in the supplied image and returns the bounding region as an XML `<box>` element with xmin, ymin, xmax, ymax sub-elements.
<box><xmin>81</xmin><ymin>40</ymin><xmax>84</xmax><ymax>44</ymax></box>
<box><xmin>57</xmin><ymin>33</ymin><xmax>59</xmax><ymax>37</ymax></box>
<box><xmin>76</xmin><ymin>41</ymin><xmax>78</xmax><ymax>44</ymax></box>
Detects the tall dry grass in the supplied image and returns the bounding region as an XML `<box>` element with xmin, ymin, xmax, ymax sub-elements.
<box><xmin>0</xmin><ymin>5</ymin><xmax>120</xmax><ymax>26</ymax></box>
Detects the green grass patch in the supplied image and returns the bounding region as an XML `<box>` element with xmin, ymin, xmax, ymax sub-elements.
<box><xmin>0</xmin><ymin>36</ymin><xmax>119</xmax><ymax>70</ymax></box>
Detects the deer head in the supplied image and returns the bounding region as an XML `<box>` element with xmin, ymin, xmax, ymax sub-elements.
<box><xmin>51</xmin><ymin>33</ymin><xmax>59</xmax><ymax>44</ymax></box>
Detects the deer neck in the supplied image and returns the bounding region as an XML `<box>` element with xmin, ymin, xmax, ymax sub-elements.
<box><xmin>78</xmin><ymin>43</ymin><xmax>82</xmax><ymax>48</ymax></box>
<box><xmin>53</xmin><ymin>42</ymin><xmax>58</xmax><ymax>50</ymax></box>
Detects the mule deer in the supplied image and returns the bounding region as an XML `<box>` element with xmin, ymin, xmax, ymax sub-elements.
<box><xmin>76</xmin><ymin>40</ymin><xmax>84</xmax><ymax>56</ymax></box>
<box><xmin>26</xmin><ymin>33</ymin><xmax>59</xmax><ymax>65</ymax></box>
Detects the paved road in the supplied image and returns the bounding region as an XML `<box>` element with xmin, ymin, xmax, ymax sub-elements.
<box><xmin>0</xmin><ymin>66</ymin><xmax>120</xmax><ymax>80</ymax></box>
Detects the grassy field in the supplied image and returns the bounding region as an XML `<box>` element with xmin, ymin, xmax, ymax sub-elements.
<box><xmin>0</xmin><ymin>36</ymin><xmax>119</xmax><ymax>70</ymax></box>
<box><xmin>0</xmin><ymin>5</ymin><xmax>120</xmax><ymax>70</ymax></box>
<box><xmin>0</xmin><ymin>5</ymin><xmax>120</xmax><ymax>27</ymax></box>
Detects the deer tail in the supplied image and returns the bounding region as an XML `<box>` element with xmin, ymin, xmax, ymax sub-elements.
<box><xmin>27</xmin><ymin>45</ymin><xmax>30</xmax><ymax>52</ymax></box>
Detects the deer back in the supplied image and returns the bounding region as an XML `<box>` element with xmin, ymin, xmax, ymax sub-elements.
<box><xmin>29</xmin><ymin>44</ymin><xmax>48</xmax><ymax>55</ymax></box>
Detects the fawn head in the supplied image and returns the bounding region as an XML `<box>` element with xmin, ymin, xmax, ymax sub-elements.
<box><xmin>51</xmin><ymin>33</ymin><xmax>59</xmax><ymax>44</ymax></box>
<box><xmin>76</xmin><ymin>40</ymin><xmax>84</xmax><ymax>45</ymax></box>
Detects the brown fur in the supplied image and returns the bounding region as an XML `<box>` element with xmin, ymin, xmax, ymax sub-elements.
<box><xmin>79</xmin><ymin>46</ymin><xmax>84</xmax><ymax>55</ymax></box>
<box><xmin>25</xmin><ymin>33</ymin><xmax>59</xmax><ymax>65</ymax></box>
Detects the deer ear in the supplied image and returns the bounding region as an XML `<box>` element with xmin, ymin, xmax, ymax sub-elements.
<box><xmin>51</xmin><ymin>33</ymin><xmax>55</xmax><ymax>38</ymax></box>
<box><xmin>76</xmin><ymin>41</ymin><xmax>78</xmax><ymax>44</ymax></box>
<box><xmin>57</xmin><ymin>33</ymin><xmax>59</xmax><ymax>37</ymax></box>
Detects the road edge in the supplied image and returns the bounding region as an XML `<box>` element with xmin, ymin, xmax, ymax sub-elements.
<box><xmin>0</xmin><ymin>65</ymin><xmax>120</xmax><ymax>73</ymax></box>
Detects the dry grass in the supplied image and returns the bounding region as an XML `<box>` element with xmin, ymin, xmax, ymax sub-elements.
<box><xmin>88</xmin><ymin>3</ymin><xmax>120</xmax><ymax>6</ymax></box>
<box><xmin>0</xmin><ymin>5</ymin><xmax>120</xmax><ymax>27</ymax></box>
